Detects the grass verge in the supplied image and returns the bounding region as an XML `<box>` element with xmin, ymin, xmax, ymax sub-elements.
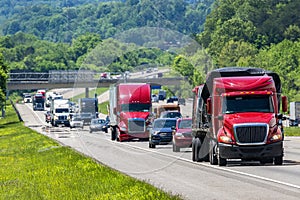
<box><xmin>70</xmin><ymin>87</ymin><xmax>108</xmax><ymax>103</ymax></box>
<box><xmin>284</xmin><ymin>127</ymin><xmax>300</xmax><ymax>136</ymax></box>
<box><xmin>0</xmin><ymin>102</ymin><xmax>182</xmax><ymax>200</ymax></box>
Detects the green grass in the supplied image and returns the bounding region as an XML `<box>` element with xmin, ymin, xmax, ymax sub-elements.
<box><xmin>98</xmin><ymin>101</ymin><xmax>109</xmax><ymax>115</ymax></box>
<box><xmin>70</xmin><ymin>88</ymin><xmax>108</xmax><ymax>103</ymax></box>
<box><xmin>0</xmin><ymin>102</ymin><xmax>182</xmax><ymax>200</ymax></box>
<box><xmin>284</xmin><ymin>127</ymin><xmax>300</xmax><ymax>136</ymax></box>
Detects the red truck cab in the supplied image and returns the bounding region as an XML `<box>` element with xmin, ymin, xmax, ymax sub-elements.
<box><xmin>110</xmin><ymin>83</ymin><xmax>152</xmax><ymax>141</ymax></box>
<box><xmin>192</xmin><ymin>67</ymin><xmax>288</xmax><ymax>166</ymax></box>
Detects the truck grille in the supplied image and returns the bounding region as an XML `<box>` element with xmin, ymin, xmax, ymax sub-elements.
<box><xmin>233</xmin><ymin>123</ymin><xmax>268</xmax><ymax>145</ymax></box>
<box><xmin>128</xmin><ymin>119</ymin><xmax>145</xmax><ymax>133</ymax></box>
<box><xmin>58</xmin><ymin>115</ymin><xmax>67</xmax><ymax>121</ymax></box>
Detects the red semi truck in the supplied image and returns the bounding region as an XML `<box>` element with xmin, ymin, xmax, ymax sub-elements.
<box><xmin>191</xmin><ymin>67</ymin><xmax>288</xmax><ymax>166</ymax></box>
<box><xmin>109</xmin><ymin>83</ymin><xmax>152</xmax><ymax>141</ymax></box>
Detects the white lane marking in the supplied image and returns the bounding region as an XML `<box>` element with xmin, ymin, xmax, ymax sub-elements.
<box><xmin>116</xmin><ymin>140</ymin><xmax>300</xmax><ymax>190</ymax></box>
<box><xmin>24</xmin><ymin>103</ymin><xmax>47</xmax><ymax>125</ymax></box>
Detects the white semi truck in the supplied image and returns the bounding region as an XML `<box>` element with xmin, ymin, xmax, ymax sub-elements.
<box><xmin>50</xmin><ymin>99</ymin><xmax>71</xmax><ymax>127</ymax></box>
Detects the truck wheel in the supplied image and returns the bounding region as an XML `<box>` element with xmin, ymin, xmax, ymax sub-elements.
<box><xmin>217</xmin><ymin>146</ymin><xmax>227</xmax><ymax>166</ymax></box>
<box><xmin>111</xmin><ymin>127</ymin><xmax>116</xmax><ymax>140</ymax></box>
<box><xmin>209</xmin><ymin>141</ymin><xmax>218</xmax><ymax>165</ymax></box>
<box><xmin>201</xmin><ymin>137</ymin><xmax>210</xmax><ymax>162</ymax></box>
<box><xmin>172</xmin><ymin>143</ymin><xmax>180</xmax><ymax>152</ymax></box>
<box><xmin>192</xmin><ymin>139</ymin><xmax>196</xmax><ymax>161</ymax></box>
<box><xmin>274</xmin><ymin>156</ymin><xmax>283</xmax><ymax>165</ymax></box>
<box><xmin>194</xmin><ymin>138</ymin><xmax>202</xmax><ymax>162</ymax></box>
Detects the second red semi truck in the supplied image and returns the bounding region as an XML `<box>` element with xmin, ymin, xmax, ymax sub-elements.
<box><xmin>109</xmin><ymin>83</ymin><xmax>152</xmax><ymax>141</ymax></box>
<box><xmin>191</xmin><ymin>67</ymin><xmax>288</xmax><ymax>166</ymax></box>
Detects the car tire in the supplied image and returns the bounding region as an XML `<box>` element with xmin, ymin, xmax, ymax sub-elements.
<box><xmin>149</xmin><ymin>143</ymin><xmax>155</xmax><ymax>148</ymax></box>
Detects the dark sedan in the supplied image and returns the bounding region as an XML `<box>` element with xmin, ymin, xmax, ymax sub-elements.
<box><xmin>89</xmin><ymin>118</ymin><xmax>109</xmax><ymax>133</ymax></box>
<box><xmin>149</xmin><ymin>118</ymin><xmax>177</xmax><ymax>148</ymax></box>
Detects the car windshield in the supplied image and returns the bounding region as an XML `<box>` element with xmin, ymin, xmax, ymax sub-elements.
<box><xmin>178</xmin><ymin>120</ymin><xmax>192</xmax><ymax>129</ymax></box>
<box><xmin>222</xmin><ymin>95</ymin><xmax>274</xmax><ymax>114</ymax></box>
<box><xmin>154</xmin><ymin>119</ymin><xmax>176</xmax><ymax>128</ymax></box>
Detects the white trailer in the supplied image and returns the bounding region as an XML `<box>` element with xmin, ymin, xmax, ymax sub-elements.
<box><xmin>289</xmin><ymin>102</ymin><xmax>300</xmax><ymax>126</ymax></box>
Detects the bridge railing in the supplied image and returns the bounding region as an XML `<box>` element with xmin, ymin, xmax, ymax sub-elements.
<box><xmin>8</xmin><ymin>70</ymin><xmax>96</xmax><ymax>83</ymax></box>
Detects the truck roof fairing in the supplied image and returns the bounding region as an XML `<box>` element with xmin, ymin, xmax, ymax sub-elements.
<box><xmin>201</xmin><ymin>67</ymin><xmax>281</xmax><ymax>101</ymax></box>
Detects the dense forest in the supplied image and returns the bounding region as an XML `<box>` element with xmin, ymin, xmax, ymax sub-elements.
<box><xmin>0</xmin><ymin>0</ymin><xmax>213</xmax><ymax>43</ymax></box>
<box><xmin>1</xmin><ymin>0</ymin><xmax>300</xmax><ymax>113</ymax></box>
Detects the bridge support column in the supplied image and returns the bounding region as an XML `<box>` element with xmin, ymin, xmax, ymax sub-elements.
<box><xmin>85</xmin><ymin>88</ymin><xmax>89</xmax><ymax>98</ymax></box>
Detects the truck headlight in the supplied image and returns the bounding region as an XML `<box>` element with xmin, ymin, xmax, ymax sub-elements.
<box><xmin>219</xmin><ymin>135</ymin><xmax>233</xmax><ymax>144</ymax></box>
<box><xmin>270</xmin><ymin>132</ymin><xmax>282</xmax><ymax>142</ymax></box>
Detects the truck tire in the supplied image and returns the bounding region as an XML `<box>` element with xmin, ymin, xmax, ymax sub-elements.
<box><xmin>194</xmin><ymin>138</ymin><xmax>202</xmax><ymax>162</ymax></box>
<box><xmin>274</xmin><ymin>156</ymin><xmax>283</xmax><ymax>165</ymax></box>
<box><xmin>201</xmin><ymin>137</ymin><xmax>210</xmax><ymax>162</ymax></box>
<box><xmin>192</xmin><ymin>139</ymin><xmax>196</xmax><ymax>161</ymax></box>
<box><xmin>111</xmin><ymin>126</ymin><xmax>116</xmax><ymax>141</ymax></box>
<box><xmin>209</xmin><ymin>141</ymin><xmax>218</xmax><ymax>165</ymax></box>
<box><xmin>217</xmin><ymin>147</ymin><xmax>227</xmax><ymax>166</ymax></box>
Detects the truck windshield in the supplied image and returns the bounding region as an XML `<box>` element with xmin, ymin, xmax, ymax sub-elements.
<box><xmin>121</xmin><ymin>103</ymin><xmax>151</xmax><ymax>112</ymax></box>
<box><xmin>55</xmin><ymin>108</ymin><xmax>69</xmax><ymax>113</ymax></box>
<box><xmin>222</xmin><ymin>95</ymin><xmax>274</xmax><ymax>114</ymax></box>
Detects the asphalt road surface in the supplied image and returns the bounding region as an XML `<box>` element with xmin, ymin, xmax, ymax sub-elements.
<box><xmin>15</xmin><ymin>102</ymin><xmax>300</xmax><ymax>200</ymax></box>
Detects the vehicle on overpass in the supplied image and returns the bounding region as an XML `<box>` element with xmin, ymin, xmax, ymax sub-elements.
<box><xmin>109</xmin><ymin>83</ymin><xmax>152</xmax><ymax>141</ymax></box>
<box><xmin>191</xmin><ymin>67</ymin><xmax>288</xmax><ymax>166</ymax></box>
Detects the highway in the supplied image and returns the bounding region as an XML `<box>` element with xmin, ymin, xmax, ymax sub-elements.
<box><xmin>15</xmin><ymin>100</ymin><xmax>300</xmax><ymax>200</ymax></box>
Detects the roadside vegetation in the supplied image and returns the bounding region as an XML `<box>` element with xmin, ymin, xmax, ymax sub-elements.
<box><xmin>284</xmin><ymin>127</ymin><xmax>300</xmax><ymax>137</ymax></box>
<box><xmin>0</xmin><ymin>102</ymin><xmax>182</xmax><ymax>200</ymax></box>
<box><xmin>70</xmin><ymin>87</ymin><xmax>108</xmax><ymax>103</ymax></box>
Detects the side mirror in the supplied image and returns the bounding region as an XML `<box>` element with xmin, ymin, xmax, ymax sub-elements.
<box><xmin>282</xmin><ymin>96</ymin><xmax>288</xmax><ymax>112</ymax></box>
<box><xmin>206</xmin><ymin>98</ymin><xmax>212</xmax><ymax>115</ymax></box>
<box><xmin>218</xmin><ymin>115</ymin><xmax>224</xmax><ymax>120</ymax></box>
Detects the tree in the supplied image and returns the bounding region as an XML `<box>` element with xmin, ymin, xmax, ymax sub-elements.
<box><xmin>217</xmin><ymin>40</ymin><xmax>258</xmax><ymax>67</ymax></box>
<box><xmin>0</xmin><ymin>53</ymin><xmax>8</xmax><ymax>116</ymax></box>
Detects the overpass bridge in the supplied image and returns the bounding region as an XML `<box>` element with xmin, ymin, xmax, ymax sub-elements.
<box><xmin>7</xmin><ymin>70</ymin><xmax>185</xmax><ymax>90</ymax></box>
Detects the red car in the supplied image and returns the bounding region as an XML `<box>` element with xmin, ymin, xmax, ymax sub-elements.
<box><xmin>172</xmin><ymin>118</ymin><xmax>192</xmax><ymax>152</ymax></box>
